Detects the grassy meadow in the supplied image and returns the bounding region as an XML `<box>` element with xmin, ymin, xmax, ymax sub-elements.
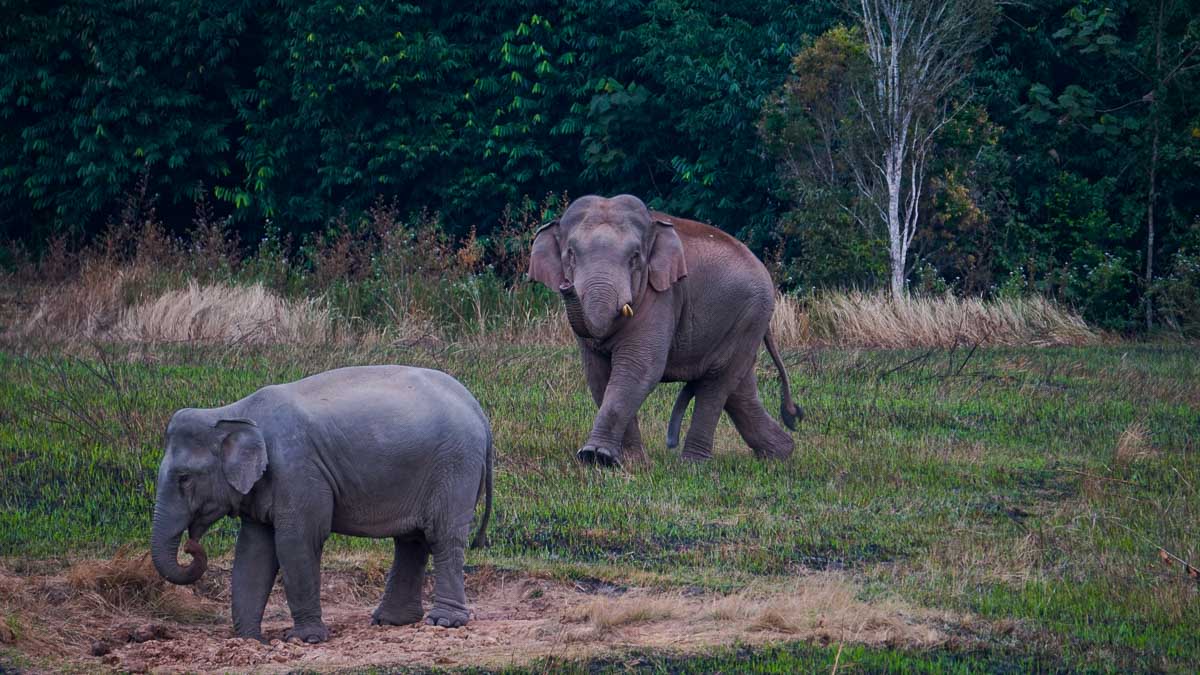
<box><xmin>2</xmin><ymin>338</ymin><xmax>1198</xmax><ymax>671</ymax></box>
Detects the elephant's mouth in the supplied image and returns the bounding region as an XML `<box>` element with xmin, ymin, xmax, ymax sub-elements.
<box><xmin>560</xmin><ymin>281</ymin><xmax>631</xmax><ymax>339</ymax></box>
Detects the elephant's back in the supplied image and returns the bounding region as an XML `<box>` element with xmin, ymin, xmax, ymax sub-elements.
<box><xmin>653</xmin><ymin>212</ymin><xmax>773</xmax><ymax>287</ymax></box>
<box><xmin>279</xmin><ymin>365</ymin><xmax>489</xmax><ymax>445</ymax></box>
<box><xmin>653</xmin><ymin>212</ymin><xmax>776</xmax><ymax>310</ymax></box>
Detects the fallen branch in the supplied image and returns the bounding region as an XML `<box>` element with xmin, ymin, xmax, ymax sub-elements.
<box><xmin>1158</xmin><ymin>547</ymin><xmax>1200</xmax><ymax>582</ymax></box>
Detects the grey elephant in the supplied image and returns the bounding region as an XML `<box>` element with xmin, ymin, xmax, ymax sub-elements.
<box><xmin>528</xmin><ymin>194</ymin><xmax>800</xmax><ymax>466</ymax></box>
<box><xmin>150</xmin><ymin>365</ymin><xmax>493</xmax><ymax>643</ymax></box>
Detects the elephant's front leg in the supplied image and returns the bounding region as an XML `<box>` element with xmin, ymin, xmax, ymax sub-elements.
<box><xmin>578</xmin><ymin>345</ymin><xmax>666</xmax><ymax>466</ymax></box>
<box><xmin>580</xmin><ymin>349</ymin><xmax>645</xmax><ymax>462</ymax></box>
<box><xmin>231</xmin><ymin>519</ymin><xmax>279</xmax><ymax>641</ymax></box>
<box><xmin>275</xmin><ymin>505</ymin><xmax>333</xmax><ymax>643</ymax></box>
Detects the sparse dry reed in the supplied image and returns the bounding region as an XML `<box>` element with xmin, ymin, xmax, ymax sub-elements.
<box><xmin>17</xmin><ymin>260</ymin><xmax>139</xmax><ymax>342</ymax></box>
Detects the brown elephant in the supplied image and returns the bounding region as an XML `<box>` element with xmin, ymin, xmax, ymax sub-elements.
<box><xmin>528</xmin><ymin>194</ymin><xmax>800</xmax><ymax>466</ymax></box>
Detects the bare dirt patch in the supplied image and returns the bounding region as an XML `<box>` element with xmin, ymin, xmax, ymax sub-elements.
<box><xmin>1</xmin><ymin>554</ymin><xmax>958</xmax><ymax>673</ymax></box>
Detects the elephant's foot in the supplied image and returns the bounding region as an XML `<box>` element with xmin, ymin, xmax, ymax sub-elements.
<box><xmin>749</xmin><ymin>427</ymin><xmax>796</xmax><ymax>460</ymax></box>
<box><xmin>577</xmin><ymin>444</ymin><xmax>622</xmax><ymax>468</ymax></box>
<box><xmin>284</xmin><ymin>621</ymin><xmax>330</xmax><ymax>644</ymax></box>
<box><xmin>371</xmin><ymin>604</ymin><xmax>424</xmax><ymax>627</ymax></box>
<box><xmin>680</xmin><ymin>445</ymin><xmax>713</xmax><ymax>462</ymax></box>
<box><xmin>751</xmin><ymin>440</ymin><xmax>795</xmax><ymax>460</ymax></box>
<box><xmin>234</xmin><ymin>629</ymin><xmax>268</xmax><ymax>644</ymax></box>
<box><xmin>425</xmin><ymin>605</ymin><xmax>470</xmax><ymax>628</ymax></box>
<box><xmin>621</xmin><ymin>441</ymin><xmax>647</xmax><ymax>464</ymax></box>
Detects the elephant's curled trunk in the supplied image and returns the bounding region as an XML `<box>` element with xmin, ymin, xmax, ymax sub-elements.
<box><xmin>150</xmin><ymin>509</ymin><xmax>208</xmax><ymax>585</ymax></box>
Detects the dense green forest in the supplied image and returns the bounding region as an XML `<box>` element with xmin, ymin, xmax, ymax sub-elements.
<box><xmin>1</xmin><ymin>1</ymin><xmax>1198</xmax><ymax>332</ymax></box>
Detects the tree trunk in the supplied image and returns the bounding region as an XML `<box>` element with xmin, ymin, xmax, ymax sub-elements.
<box><xmin>1145</xmin><ymin>124</ymin><xmax>1158</xmax><ymax>331</ymax></box>
<box><xmin>1145</xmin><ymin>0</ymin><xmax>1164</xmax><ymax>332</ymax></box>
<box><xmin>887</xmin><ymin>152</ymin><xmax>905</xmax><ymax>301</ymax></box>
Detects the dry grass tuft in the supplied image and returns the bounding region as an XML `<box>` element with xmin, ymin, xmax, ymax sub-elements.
<box><xmin>566</xmin><ymin>595</ymin><xmax>681</xmax><ymax>631</ymax></box>
<box><xmin>65</xmin><ymin>550</ymin><xmax>168</xmax><ymax>610</ymax></box>
<box><xmin>61</xmin><ymin>548</ymin><xmax>214</xmax><ymax>623</ymax></box>
<box><xmin>706</xmin><ymin>574</ymin><xmax>944</xmax><ymax>646</ymax></box>
<box><xmin>1114</xmin><ymin>421</ymin><xmax>1156</xmax><ymax>463</ymax></box>
<box><xmin>774</xmin><ymin>291</ymin><xmax>1095</xmax><ymax>349</ymax></box>
<box><xmin>118</xmin><ymin>281</ymin><xmax>331</xmax><ymax>345</ymax></box>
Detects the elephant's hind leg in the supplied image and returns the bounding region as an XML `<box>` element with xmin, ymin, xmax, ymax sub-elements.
<box><xmin>372</xmin><ymin>537</ymin><xmax>428</xmax><ymax>626</ymax></box>
<box><xmin>425</xmin><ymin>535</ymin><xmax>470</xmax><ymax>627</ymax></box>
<box><xmin>725</xmin><ymin>370</ymin><xmax>794</xmax><ymax>459</ymax></box>
<box><xmin>680</xmin><ymin>379</ymin><xmax>730</xmax><ymax>461</ymax></box>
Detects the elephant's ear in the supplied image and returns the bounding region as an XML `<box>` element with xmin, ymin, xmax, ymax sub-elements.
<box><xmin>215</xmin><ymin>418</ymin><xmax>267</xmax><ymax>495</ymax></box>
<box><xmin>648</xmin><ymin>218</ymin><xmax>688</xmax><ymax>292</ymax></box>
<box><xmin>528</xmin><ymin>219</ymin><xmax>565</xmax><ymax>289</ymax></box>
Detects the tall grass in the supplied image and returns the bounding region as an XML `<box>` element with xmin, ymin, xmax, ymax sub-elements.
<box><xmin>771</xmin><ymin>291</ymin><xmax>1096</xmax><ymax>349</ymax></box>
<box><xmin>118</xmin><ymin>282</ymin><xmax>332</xmax><ymax>345</ymax></box>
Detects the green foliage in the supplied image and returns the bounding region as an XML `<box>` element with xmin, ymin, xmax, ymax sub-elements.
<box><xmin>759</xmin><ymin>25</ymin><xmax>879</xmax><ymax>290</ymax></box>
<box><xmin>0</xmin><ymin>1</ymin><xmax>839</xmax><ymax>242</ymax></box>
<box><xmin>1153</xmin><ymin>221</ymin><xmax>1200</xmax><ymax>336</ymax></box>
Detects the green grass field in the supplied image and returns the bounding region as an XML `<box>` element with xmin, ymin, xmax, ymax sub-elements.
<box><xmin>2</xmin><ymin>342</ymin><xmax>1198</xmax><ymax>672</ymax></box>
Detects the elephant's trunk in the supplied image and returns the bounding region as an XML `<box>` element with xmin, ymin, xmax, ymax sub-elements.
<box><xmin>560</xmin><ymin>282</ymin><xmax>598</xmax><ymax>338</ymax></box>
<box><xmin>150</xmin><ymin>502</ymin><xmax>207</xmax><ymax>585</ymax></box>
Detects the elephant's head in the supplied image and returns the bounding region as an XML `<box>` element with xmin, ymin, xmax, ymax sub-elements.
<box><xmin>528</xmin><ymin>194</ymin><xmax>687</xmax><ymax>339</ymax></box>
<box><xmin>151</xmin><ymin>409</ymin><xmax>267</xmax><ymax>585</ymax></box>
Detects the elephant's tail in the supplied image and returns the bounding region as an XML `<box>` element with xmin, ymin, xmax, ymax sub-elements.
<box><xmin>470</xmin><ymin>429</ymin><xmax>493</xmax><ymax>549</ymax></box>
<box><xmin>666</xmin><ymin>383</ymin><xmax>694</xmax><ymax>449</ymax></box>
<box><xmin>765</xmin><ymin>330</ymin><xmax>801</xmax><ymax>431</ymax></box>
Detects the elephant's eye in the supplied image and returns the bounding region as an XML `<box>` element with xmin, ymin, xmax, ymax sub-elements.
<box><xmin>178</xmin><ymin>474</ymin><xmax>192</xmax><ymax>490</ymax></box>
<box><xmin>629</xmin><ymin>253</ymin><xmax>641</xmax><ymax>268</ymax></box>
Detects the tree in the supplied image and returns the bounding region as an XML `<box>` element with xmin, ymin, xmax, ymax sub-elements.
<box><xmin>850</xmin><ymin>0</ymin><xmax>995</xmax><ymax>299</ymax></box>
<box><xmin>761</xmin><ymin>3</ymin><xmax>993</xmax><ymax>296</ymax></box>
<box><xmin>759</xmin><ymin>26</ymin><xmax>888</xmax><ymax>289</ymax></box>
<box><xmin>1049</xmin><ymin>0</ymin><xmax>1199</xmax><ymax>329</ymax></box>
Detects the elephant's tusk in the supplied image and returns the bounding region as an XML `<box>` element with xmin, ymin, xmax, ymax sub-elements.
<box><xmin>621</xmin><ymin>304</ymin><xmax>634</xmax><ymax>318</ymax></box>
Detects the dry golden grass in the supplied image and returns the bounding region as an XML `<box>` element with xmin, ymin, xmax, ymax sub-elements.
<box><xmin>768</xmin><ymin>291</ymin><xmax>814</xmax><ymax>347</ymax></box>
<box><xmin>566</xmin><ymin>595</ymin><xmax>681</xmax><ymax>631</ymax></box>
<box><xmin>1113</xmin><ymin>421</ymin><xmax>1156</xmax><ymax>463</ymax></box>
<box><xmin>118</xmin><ymin>281</ymin><xmax>332</xmax><ymax>345</ymax></box>
<box><xmin>915</xmin><ymin>532</ymin><xmax>1048</xmax><ymax>592</ymax></box>
<box><xmin>12</xmin><ymin>274</ymin><xmax>351</xmax><ymax>347</ymax></box>
<box><xmin>558</xmin><ymin>573</ymin><xmax>948</xmax><ymax>649</ymax></box>
<box><xmin>771</xmin><ymin>291</ymin><xmax>1095</xmax><ymax>349</ymax></box>
<box><xmin>64</xmin><ymin>549</ymin><xmax>211</xmax><ymax>622</ymax></box>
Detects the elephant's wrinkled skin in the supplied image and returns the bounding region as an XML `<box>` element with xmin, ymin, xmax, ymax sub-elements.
<box><xmin>529</xmin><ymin>194</ymin><xmax>800</xmax><ymax>465</ymax></box>
<box><xmin>150</xmin><ymin>366</ymin><xmax>493</xmax><ymax>643</ymax></box>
